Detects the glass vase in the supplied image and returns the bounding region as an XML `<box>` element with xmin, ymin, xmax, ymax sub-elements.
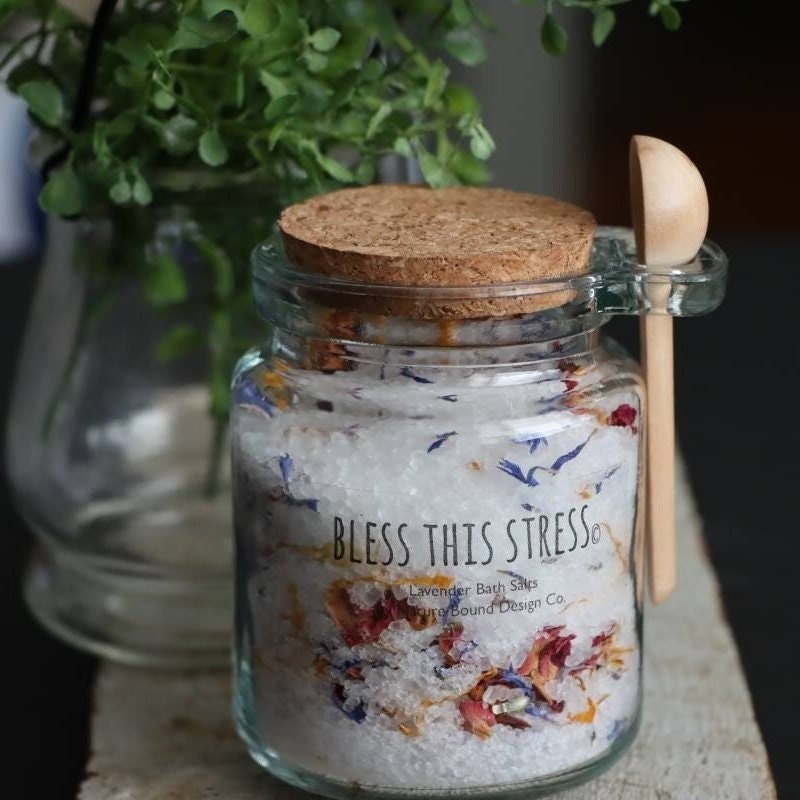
<box><xmin>6</xmin><ymin>184</ymin><xmax>278</xmax><ymax>667</ymax></box>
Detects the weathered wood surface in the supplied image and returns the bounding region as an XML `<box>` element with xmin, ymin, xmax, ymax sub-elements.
<box><xmin>79</xmin><ymin>465</ymin><xmax>776</xmax><ymax>800</ymax></box>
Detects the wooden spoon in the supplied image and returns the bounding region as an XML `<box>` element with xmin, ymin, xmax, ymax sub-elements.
<box><xmin>629</xmin><ymin>135</ymin><xmax>709</xmax><ymax>604</ymax></box>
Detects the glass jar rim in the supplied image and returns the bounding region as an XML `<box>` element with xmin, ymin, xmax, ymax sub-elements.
<box><xmin>252</xmin><ymin>226</ymin><xmax>727</xmax><ymax>315</ymax></box>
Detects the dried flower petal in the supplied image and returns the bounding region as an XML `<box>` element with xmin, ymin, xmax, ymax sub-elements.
<box><xmin>568</xmin><ymin>697</ymin><xmax>597</xmax><ymax>724</ymax></box>
<box><xmin>551</xmin><ymin>435</ymin><xmax>593</xmax><ymax>472</ymax></box>
<box><xmin>234</xmin><ymin>376</ymin><xmax>277</xmax><ymax>417</ymax></box>
<box><xmin>495</xmin><ymin>712</ymin><xmax>531</xmax><ymax>729</ymax></box>
<box><xmin>608</xmin><ymin>403</ymin><xmax>637</xmax><ymax>429</ymax></box>
<box><xmin>518</xmin><ymin>625</ymin><xmax>575</xmax><ymax>710</ymax></box>
<box><xmin>326</xmin><ymin>581</ymin><xmax>435</xmax><ymax>646</ymax></box>
<box><xmin>400</xmin><ymin>366</ymin><xmax>434</xmax><ymax>384</ymax></box>
<box><xmin>427</xmin><ymin>431</ymin><xmax>457</xmax><ymax>453</ymax></box>
<box><xmin>332</xmin><ymin>683</ymin><xmax>366</xmax><ymax>723</ymax></box>
<box><xmin>459</xmin><ymin>700</ymin><xmax>496</xmax><ymax>738</ymax></box>
<box><xmin>497</xmin><ymin>459</ymin><xmax>549</xmax><ymax>487</ymax></box>
<box><xmin>513</xmin><ymin>435</ymin><xmax>548</xmax><ymax>454</ymax></box>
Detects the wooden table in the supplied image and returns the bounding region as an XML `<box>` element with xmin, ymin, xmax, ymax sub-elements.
<box><xmin>78</xmin><ymin>463</ymin><xmax>775</xmax><ymax>800</ymax></box>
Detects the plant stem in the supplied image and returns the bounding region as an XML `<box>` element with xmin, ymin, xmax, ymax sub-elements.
<box><xmin>203</xmin><ymin>411</ymin><xmax>228</xmax><ymax>498</ymax></box>
<box><xmin>42</xmin><ymin>286</ymin><xmax>113</xmax><ymax>439</ymax></box>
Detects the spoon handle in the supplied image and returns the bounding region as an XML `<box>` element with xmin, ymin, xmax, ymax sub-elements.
<box><xmin>641</xmin><ymin>311</ymin><xmax>676</xmax><ymax>604</ymax></box>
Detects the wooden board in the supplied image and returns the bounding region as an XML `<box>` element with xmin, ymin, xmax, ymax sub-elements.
<box><xmin>79</xmin><ymin>464</ymin><xmax>776</xmax><ymax>800</ymax></box>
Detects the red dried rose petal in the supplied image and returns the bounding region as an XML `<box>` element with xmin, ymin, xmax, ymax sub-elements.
<box><xmin>459</xmin><ymin>700</ymin><xmax>496</xmax><ymax>738</ymax></box>
<box><xmin>608</xmin><ymin>404</ymin><xmax>637</xmax><ymax>428</ymax></box>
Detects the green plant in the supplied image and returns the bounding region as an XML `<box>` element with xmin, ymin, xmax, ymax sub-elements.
<box><xmin>0</xmin><ymin>0</ymin><xmax>687</xmax><ymax>494</ymax></box>
<box><xmin>1</xmin><ymin>0</ymin><xmax>687</xmax><ymax>213</ymax></box>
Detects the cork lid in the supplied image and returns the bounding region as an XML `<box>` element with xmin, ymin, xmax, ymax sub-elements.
<box><xmin>277</xmin><ymin>185</ymin><xmax>597</xmax><ymax>319</ymax></box>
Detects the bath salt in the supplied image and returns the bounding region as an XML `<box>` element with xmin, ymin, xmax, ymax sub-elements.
<box><xmin>232</xmin><ymin>344</ymin><xmax>643</xmax><ymax>794</ymax></box>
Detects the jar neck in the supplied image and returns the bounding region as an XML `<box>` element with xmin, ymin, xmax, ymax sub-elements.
<box><xmin>269</xmin><ymin>314</ymin><xmax>605</xmax><ymax>372</ymax></box>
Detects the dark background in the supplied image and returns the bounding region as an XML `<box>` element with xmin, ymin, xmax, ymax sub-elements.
<box><xmin>4</xmin><ymin>2</ymin><xmax>799</xmax><ymax>798</ymax></box>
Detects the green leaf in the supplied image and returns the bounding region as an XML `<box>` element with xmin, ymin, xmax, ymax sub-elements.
<box><xmin>17</xmin><ymin>80</ymin><xmax>63</xmax><ymax>127</ymax></box>
<box><xmin>242</xmin><ymin>0</ymin><xmax>277</xmax><ymax>37</ymax></box>
<box><xmin>161</xmin><ymin>115</ymin><xmax>199</xmax><ymax>155</ymax></box>
<box><xmin>354</xmin><ymin>158</ymin><xmax>376</xmax><ymax>185</ymax></box>
<box><xmin>110</xmin><ymin>177</ymin><xmax>132</xmax><ymax>204</ymax></box>
<box><xmin>659</xmin><ymin>4</ymin><xmax>681</xmax><ymax>31</ymax></box>
<box><xmin>361</xmin><ymin>59</ymin><xmax>385</xmax><ymax>82</ymax></box>
<box><xmin>541</xmin><ymin>13</ymin><xmax>568</xmax><ymax>56</ymax></box>
<box><xmin>106</xmin><ymin>111</ymin><xmax>138</xmax><ymax>137</ymax></box>
<box><xmin>116</xmin><ymin>35</ymin><xmax>152</xmax><ymax>69</ymax></box>
<box><xmin>153</xmin><ymin>90</ymin><xmax>176</xmax><ymax>111</ymax></box>
<box><xmin>259</xmin><ymin>70</ymin><xmax>292</xmax><ymax>99</ymax></box>
<box><xmin>132</xmin><ymin>174</ymin><xmax>153</xmax><ymax>205</ymax></box>
<box><xmin>6</xmin><ymin>60</ymin><xmax>52</xmax><ymax>93</ymax></box>
<box><xmin>442</xmin><ymin>26</ymin><xmax>487</xmax><ymax>66</ymax></box>
<box><xmin>393</xmin><ymin>137</ymin><xmax>414</xmax><ymax>159</ymax></box>
<box><xmin>449</xmin><ymin>149</ymin><xmax>491</xmax><ymax>185</ymax></box>
<box><xmin>592</xmin><ymin>8</ymin><xmax>616</xmax><ymax>46</ymax></box>
<box><xmin>155</xmin><ymin>324</ymin><xmax>203</xmax><ymax>362</ymax></box>
<box><xmin>39</xmin><ymin>167</ymin><xmax>83</xmax><ymax>216</ymax></box>
<box><xmin>451</xmin><ymin>0</ymin><xmax>472</xmax><ymax>25</ymax></box>
<box><xmin>366</xmin><ymin>102</ymin><xmax>391</xmax><ymax>140</ymax></box>
<box><xmin>468</xmin><ymin>121</ymin><xmax>495</xmax><ymax>160</ymax></box>
<box><xmin>202</xmin><ymin>0</ymin><xmax>244</xmax><ymax>24</ymax></box>
<box><xmin>234</xmin><ymin>70</ymin><xmax>245</xmax><ymax>107</ymax></box>
<box><xmin>444</xmin><ymin>83</ymin><xmax>479</xmax><ymax>116</ymax></box>
<box><xmin>172</xmin><ymin>13</ymin><xmax>237</xmax><ymax>49</ymax></box>
<box><xmin>424</xmin><ymin>60</ymin><xmax>449</xmax><ymax>109</ymax></box>
<box><xmin>416</xmin><ymin>146</ymin><xmax>458</xmax><ymax>189</ymax></box>
<box><xmin>314</xmin><ymin>151</ymin><xmax>355</xmax><ymax>183</ymax></box>
<box><xmin>198</xmin><ymin>129</ymin><xmax>229</xmax><ymax>166</ymax></box>
<box><xmin>263</xmin><ymin>92</ymin><xmax>298</xmax><ymax>121</ymax></box>
<box><xmin>308</xmin><ymin>27</ymin><xmax>341</xmax><ymax>52</ymax></box>
<box><xmin>266</xmin><ymin>118</ymin><xmax>289</xmax><ymax>149</ymax></box>
<box><xmin>143</xmin><ymin>253</ymin><xmax>188</xmax><ymax>307</ymax></box>
<box><xmin>303</xmin><ymin>50</ymin><xmax>328</xmax><ymax>73</ymax></box>
<box><xmin>113</xmin><ymin>64</ymin><xmax>146</xmax><ymax>90</ymax></box>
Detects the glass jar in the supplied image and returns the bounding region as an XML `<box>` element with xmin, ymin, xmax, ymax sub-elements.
<box><xmin>6</xmin><ymin>182</ymin><xmax>278</xmax><ymax>666</ymax></box>
<box><xmin>232</xmin><ymin>227</ymin><xmax>726</xmax><ymax>798</ymax></box>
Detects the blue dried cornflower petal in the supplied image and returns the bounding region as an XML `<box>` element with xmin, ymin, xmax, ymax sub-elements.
<box><xmin>333</xmin><ymin>692</ymin><xmax>367</xmax><ymax>723</ymax></box>
<box><xmin>497</xmin><ymin>459</ymin><xmax>549</xmax><ymax>488</ymax></box>
<box><xmin>427</xmin><ymin>431</ymin><xmax>457</xmax><ymax>453</ymax></box>
<box><xmin>439</xmin><ymin>395</ymin><xmax>458</xmax><ymax>402</ymax></box>
<box><xmin>513</xmin><ymin>435</ymin><xmax>548</xmax><ymax>454</ymax></box>
<box><xmin>525</xmin><ymin>704</ymin><xmax>554</xmax><ymax>720</ymax></box>
<box><xmin>286</xmin><ymin>496</ymin><xmax>319</xmax><ymax>512</ymax></box>
<box><xmin>521</xmin><ymin>503</ymin><xmax>542</xmax><ymax>513</ymax></box>
<box><xmin>442</xmin><ymin>593</ymin><xmax>461</xmax><ymax>624</ymax></box>
<box><xmin>594</xmin><ymin>464</ymin><xmax>621</xmax><ymax>494</ymax></box>
<box><xmin>279</xmin><ymin>453</ymin><xmax>293</xmax><ymax>485</ymax></box>
<box><xmin>234</xmin><ymin>377</ymin><xmax>276</xmax><ymax>417</ymax></box>
<box><xmin>400</xmin><ymin>366</ymin><xmax>434</xmax><ymax>384</ymax></box>
<box><xmin>461</xmin><ymin>640</ymin><xmax>478</xmax><ymax>655</ymax></box>
<box><xmin>347</xmin><ymin>387</ymin><xmax>364</xmax><ymax>399</ymax></box>
<box><xmin>499</xmin><ymin>669</ymin><xmax>535</xmax><ymax>696</ymax></box>
<box><xmin>551</xmin><ymin>434</ymin><xmax>593</xmax><ymax>472</ymax></box>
